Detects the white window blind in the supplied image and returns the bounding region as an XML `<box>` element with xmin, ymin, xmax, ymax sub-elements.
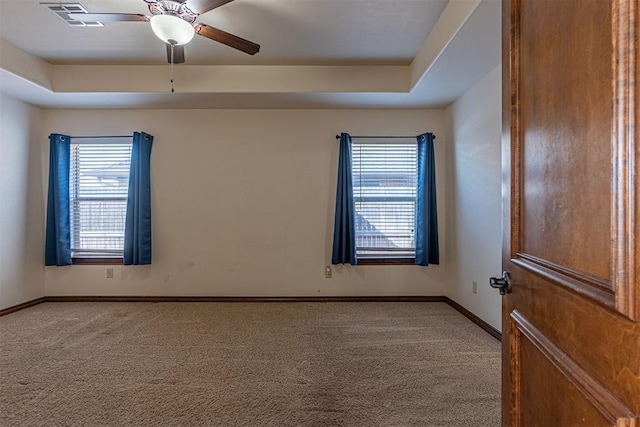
<box><xmin>69</xmin><ymin>138</ymin><xmax>132</xmax><ymax>257</ymax></box>
<box><xmin>352</xmin><ymin>140</ymin><xmax>418</xmax><ymax>259</ymax></box>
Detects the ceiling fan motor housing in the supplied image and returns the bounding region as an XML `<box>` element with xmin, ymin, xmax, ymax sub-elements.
<box><xmin>144</xmin><ymin>0</ymin><xmax>197</xmax><ymax>23</ymax></box>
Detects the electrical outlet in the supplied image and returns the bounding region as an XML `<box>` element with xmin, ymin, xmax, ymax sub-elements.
<box><xmin>106</xmin><ymin>268</ymin><xmax>114</xmax><ymax>279</ymax></box>
<box><xmin>472</xmin><ymin>281</ymin><xmax>478</xmax><ymax>294</ymax></box>
<box><xmin>325</xmin><ymin>266</ymin><xmax>332</xmax><ymax>279</ymax></box>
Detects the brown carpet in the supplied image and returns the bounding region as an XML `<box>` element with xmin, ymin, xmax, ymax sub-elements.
<box><xmin>0</xmin><ymin>302</ymin><xmax>500</xmax><ymax>426</ymax></box>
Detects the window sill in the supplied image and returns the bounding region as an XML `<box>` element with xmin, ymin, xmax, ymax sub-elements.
<box><xmin>357</xmin><ymin>258</ymin><xmax>416</xmax><ymax>266</ymax></box>
<box><xmin>72</xmin><ymin>257</ymin><xmax>123</xmax><ymax>265</ymax></box>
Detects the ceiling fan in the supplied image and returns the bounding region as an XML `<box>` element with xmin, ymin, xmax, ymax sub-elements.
<box><xmin>68</xmin><ymin>0</ymin><xmax>260</xmax><ymax>64</ymax></box>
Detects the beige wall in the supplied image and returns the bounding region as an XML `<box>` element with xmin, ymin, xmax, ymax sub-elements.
<box><xmin>0</xmin><ymin>93</ymin><xmax>45</xmax><ymax>309</ymax></box>
<box><xmin>445</xmin><ymin>65</ymin><xmax>502</xmax><ymax>329</ymax></box>
<box><xmin>0</xmin><ymin>88</ymin><xmax>504</xmax><ymax>328</ymax></box>
<box><xmin>43</xmin><ymin>108</ymin><xmax>449</xmax><ymax>297</ymax></box>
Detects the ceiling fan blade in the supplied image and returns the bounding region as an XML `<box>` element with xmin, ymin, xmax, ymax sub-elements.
<box><xmin>166</xmin><ymin>44</ymin><xmax>186</xmax><ymax>64</ymax></box>
<box><xmin>67</xmin><ymin>13</ymin><xmax>149</xmax><ymax>22</ymax></box>
<box><xmin>195</xmin><ymin>24</ymin><xmax>260</xmax><ymax>55</ymax></box>
<box><xmin>185</xmin><ymin>0</ymin><xmax>235</xmax><ymax>15</ymax></box>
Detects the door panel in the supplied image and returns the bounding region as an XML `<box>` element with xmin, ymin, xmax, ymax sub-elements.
<box><xmin>511</xmin><ymin>311</ymin><xmax>637</xmax><ymax>427</ymax></box>
<box><xmin>502</xmin><ymin>0</ymin><xmax>640</xmax><ymax>425</ymax></box>
<box><xmin>519</xmin><ymin>0</ymin><xmax>612</xmax><ymax>281</ymax></box>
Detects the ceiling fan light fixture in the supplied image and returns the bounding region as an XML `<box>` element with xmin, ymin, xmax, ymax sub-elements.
<box><xmin>150</xmin><ymin>14</ymin><xmax>195</xmax><ymax>45</ymax></box>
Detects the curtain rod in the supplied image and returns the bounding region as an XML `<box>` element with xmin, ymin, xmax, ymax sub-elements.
<box><xmin>335</xmin><ymin>135</ymin><xmax>435</xmax><ymax>140</ymax></box>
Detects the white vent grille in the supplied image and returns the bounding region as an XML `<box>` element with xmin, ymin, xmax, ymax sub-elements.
<box><xmin>41</xmin><ymin>3</ymin><xmax>104</xmax><ymax>27</ymax></box>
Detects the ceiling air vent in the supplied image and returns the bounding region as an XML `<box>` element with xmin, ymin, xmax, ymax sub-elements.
<box><xmin>41</xmin><ymin>3</ymin><xmax>104</xmax><ymax>27</ymax></box>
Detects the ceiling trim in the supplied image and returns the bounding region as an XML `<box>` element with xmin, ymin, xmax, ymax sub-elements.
<box><xmin>0</xmin><ymin>38</ymin><xmax>52</xmax><ymax>90</ymax></box>
<box><xmin>50</xmin><ymin>64</ymin><xmax>410</xmax><ymax>93</ymax></box>
<box><xmin>410</xmin><ymin>0</ymin><xmax>482</xmax><ymax>90</ymax></box>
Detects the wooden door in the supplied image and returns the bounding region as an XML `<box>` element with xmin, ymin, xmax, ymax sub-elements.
<box><xmin>501</xmin><ymin>0</ymin><xmax>640</xmax><ymax>425</ymax></box>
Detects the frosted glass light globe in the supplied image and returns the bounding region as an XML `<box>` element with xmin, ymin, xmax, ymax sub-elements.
<box><xmin>150</xmin><ymin>15</ymin><xmax>195</xmax><ymax>45</ymax></box>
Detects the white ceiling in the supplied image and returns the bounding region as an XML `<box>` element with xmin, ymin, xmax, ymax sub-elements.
<box><xmin>0</xmin><ymin>0</ymin><xmax>501</xmax><ymax>109</ymax></box>
<box><xmin>0</xmin><ymin>0</ymin><xmax>449</xmax><ymax>65</ymax></box>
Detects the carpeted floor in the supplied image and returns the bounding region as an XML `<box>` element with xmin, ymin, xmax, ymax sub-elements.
<box><xmin>0</xmin><ymin>302</ymin><xmax>501</xmax><ymax>426</ymax></box>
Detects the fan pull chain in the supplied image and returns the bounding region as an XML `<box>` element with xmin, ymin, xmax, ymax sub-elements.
<box><xmin>170</xmin><ymin>45</ymin><xmax>175</xmax><ymax>93</ymax></box>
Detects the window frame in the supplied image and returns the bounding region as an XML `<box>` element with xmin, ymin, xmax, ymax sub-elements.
<box><xmin>357</xmin><ymin>258</ymin><xmax>415</xmax><ymax>266</ymax></box>
<box><xmin>69</xmin><ymin>138</ymin><xmax>132</xmax><ymax>265</ymax></box>
<box><xmin>351</xmin><ymin>138</ymin><xmax>418</xmax><ymax>264</ymax></box>
<box><xmin>72</xmin><ymin>257</ymin><xmax>123</xmax><ymax>265</ymax></box>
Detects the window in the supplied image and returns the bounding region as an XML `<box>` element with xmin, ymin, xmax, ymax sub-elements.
<box><xmin>352</xmin><ymin>139</ymin><xmax>418</xmax><ymax>261</ymax></box>
<box><xmin>69</xmin><ymin>138</ymin><xmax>132</xmax><ymax>260</ymax></box>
